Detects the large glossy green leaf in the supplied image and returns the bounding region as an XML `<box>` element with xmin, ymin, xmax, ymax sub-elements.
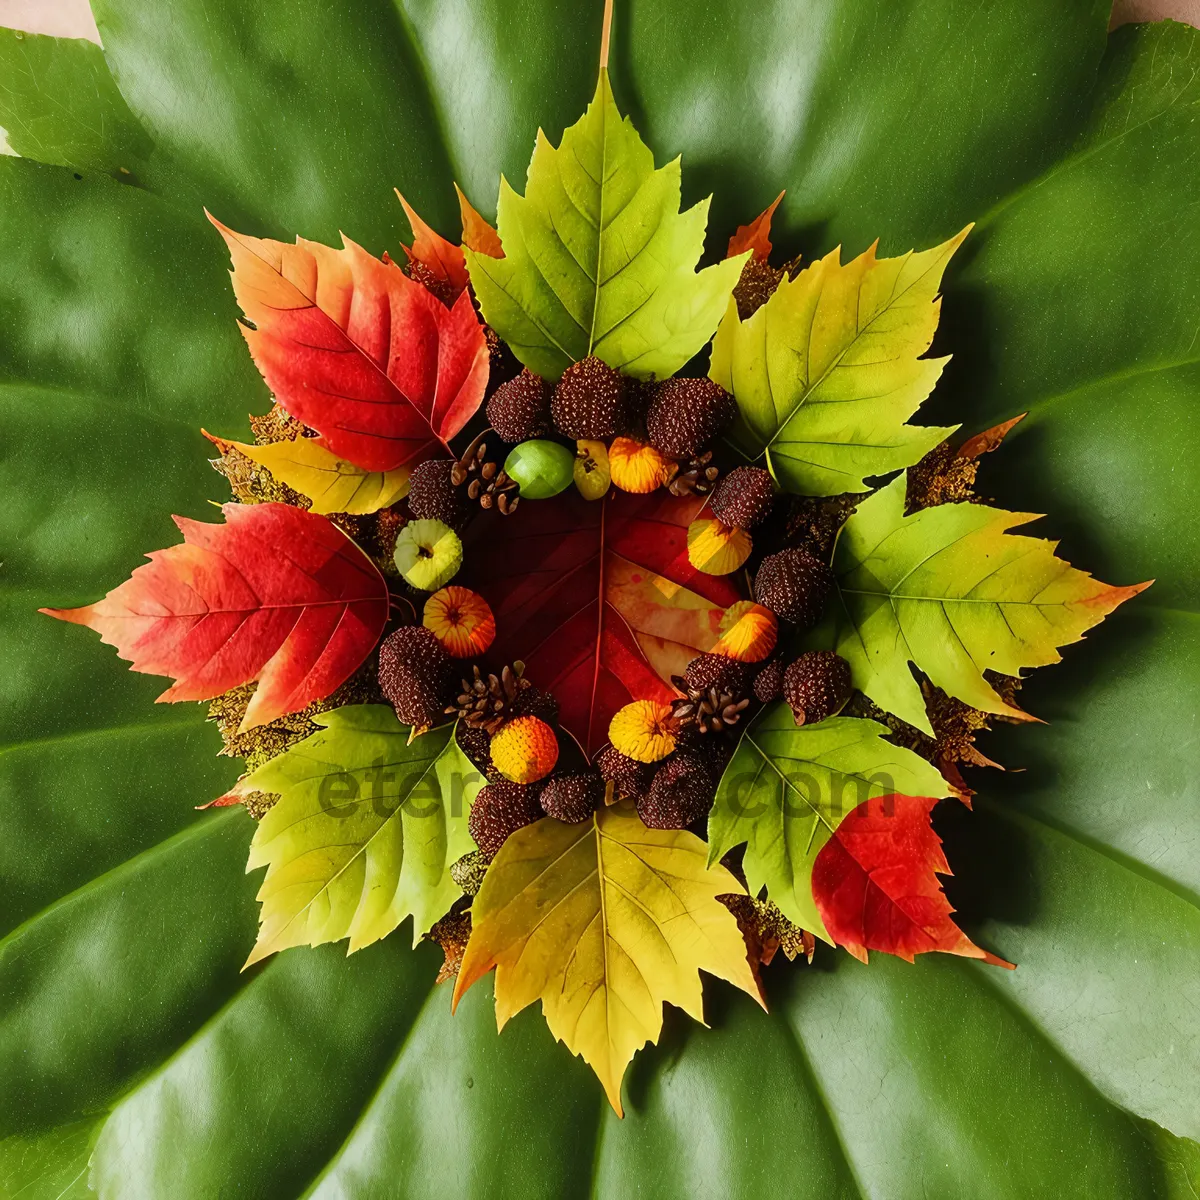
<box><xmin>3</xmin><ymin>6</ymin><xmax>1199</xmax><ymax>1198</ymax></box>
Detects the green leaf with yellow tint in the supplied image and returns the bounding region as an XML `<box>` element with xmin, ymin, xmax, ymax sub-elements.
<box><xmin>454</xmin><ymin>803</ymin><xmax>762</xmax><ymax>1115</ymax></box>
<box><xmin>709</xmin><ymin>230</ymin><xmax>969</xmax><ymax>494</ymax></box>
<box><xmin>233</xmin><ymin>707</ymin><xmax>480</xmax><ymax>965</ymax></box>
<box><xmin>821</xmin><ymin>475</ymin><xmax>1150</xmax><ymax>733</ymax></box>
<box><xmin>466</xmin><ymin>71</ymin><xmax>746</xmax><ymax>382</ymax></box>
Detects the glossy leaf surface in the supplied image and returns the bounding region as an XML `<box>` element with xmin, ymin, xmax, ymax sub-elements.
<box><xmin>3</xmin><ymin>6</ymin><xmax>1199</xmax><ymax>1197</ymax></box>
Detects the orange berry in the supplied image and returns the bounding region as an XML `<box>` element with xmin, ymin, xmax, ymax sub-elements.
<box><xmin>711</xmin><ymin>601</ymin><xmax>778</xmax><ymax>663</ymax></box>
<box><xmin>491</xmin><ymin>716</ymin><xmax>559</xmax><ymax>783</ymax></box>
<box><xmin>687</xmin><ymin>518</ymin><xmax>752</xmax><ymax>575</ymax></box>
<box><xmin>608</xmin><ymin>437</ymin><xmax>678</xmax><ymax>494</ymax></box>
<box><xmin>423</xmin><ymin>586</ymin><xmax>496</xmax><ymax>658</ymax></box>
<box><xmin>607</xmin><ymin>700</ymin><xmax>678</xmax><ymax>763</ymax></box>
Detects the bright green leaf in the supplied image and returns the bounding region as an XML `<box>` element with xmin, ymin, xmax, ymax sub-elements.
<box><xmin>237</xmin><ymin>708</ymin><xmax>480</xmax><ymax>963</ymax></box>
<box><xmin>0</xmin><ymin>28</ymin><xmax>151</xmax><ymax>178</ymax></box>
<box><xmin>822</xmin><ymin>475</ymin><xmax>1148</xmax><ymax>734</ymax></box>
<box><xmin>709</xmin><ymin>230</ymin><xmax>967</xmax><ymax>494</ymax></box>
<box><xmin>465</xmin><ymin>70</ymin><xmax>745</xmax><ymax>382</ymax></box>
<box><xmin>708</xmin><ymin>707</ymin><xmax>952</xmax><ymax>940</ymax></box>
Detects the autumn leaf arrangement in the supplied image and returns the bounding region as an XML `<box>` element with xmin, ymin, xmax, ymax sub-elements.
<box><xmin>40</xmin><ymin>33</ymin><xmax>1149</xmax><ymax>1116</ymax></box>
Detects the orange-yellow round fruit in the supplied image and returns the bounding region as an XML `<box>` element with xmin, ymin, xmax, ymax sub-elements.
<box><xmin>607</xmin><ymin>700</ymin><xmax>678</xmax><ymax>763</ymax></box>
<box><xmin>491</xmin><ymin>716</ymin><xmax>559</xmax><ymax>783</ymax></box>
<box><xmin>608</xmin><ymin>437</ymin><xmax>677</xmax><ymax>494</ymax></box>
<box><xmin>423</xmin><ymin>586</ymin><xmax>496</xmax><ymax>658</ymax></box>
<box><xmin>687</xmin><ymin>518</ymin><xmax>752</xmax><ymax>575</ymax></box>
<box><xmin>711</xmin><ymin>601</ymin><xmax>778</xmax><ymax>663</ymax></box>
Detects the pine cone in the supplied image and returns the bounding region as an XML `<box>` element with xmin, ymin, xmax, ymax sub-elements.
<box><xmin>667</xmin><ymin>450</ymin><xmax>720</xmax><ymax>497</ymax></box>
<box><xmin>670</xmin><ymin>679</ymin><xmax>749</xmax><ymax>735</ymax></box>
<box><xmin>446</xmin><ymin>662</ymin><xmax>534</xmax><ymax>734</ymax></box>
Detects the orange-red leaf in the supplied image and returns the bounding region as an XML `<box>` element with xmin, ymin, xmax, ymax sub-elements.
<box><xmin>456</xmin><ymin>183</ymin><xmax>504</xmax><ymax>258</ymax></box>
<box><xmin>40</xmin><ymin>503</ymin><xmax>388</xmax><ymax>731</ymax></box>
<box><xmin>209</xmin><ymin>215</ymin><xmax>489</xmax><ymax>473</ymax></box>
<box><xmin>726</xmin><ymin>191</ymin><xmax>784</xmax><ymax>261</ymax></box>
<box><xmin>812</xmin><ymin>793</ymin><xmax>1013</xmax><ymax>967</ymax></box>
<box><xmin>464</xmin><ymin>490</ymin><xmax>744</xmax><ymax>757</ymax></box>
<box><xmin>395</xmin><ymin>190</ymin><xmax>470</xmax><ymax>294</ymax></box>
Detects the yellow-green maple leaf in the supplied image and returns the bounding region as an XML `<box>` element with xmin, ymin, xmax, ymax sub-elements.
<box><xmin>210</xmin><ymin>433</ymin><xmax>410</xmax><ymax>514</ymax></box>
<box><xmin>465</xmin><ymin>70</ymin><xmax>746</xmax><ymax>382</ymax></box>
<box><xmin>453</xmin><ymin>803</ymin><xmax>763</xmax><ymax>1115</ymax></box>
<box><xmin>709</xmin><ymin>228</ymin><xmax>969</xmax><ymax>495</ymax></box>
<box><xmin>822</xmin><ymin>475</ymin><xmax>1150</xmax><ymax>733</ymax></box>
<box><xmin>237</xmin><ymin>707</ymin><xmax>480</xmax><ymax>966</ymax></box>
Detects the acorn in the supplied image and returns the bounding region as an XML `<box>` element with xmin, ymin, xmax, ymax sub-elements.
<box><xmin>408</xmin><ymin>458</ymin><xmax>472</xmax><ymax>530</ymax></box>
<box><xmin>645</xmin><ymin>378</ymin><xmax>736</xmax><ymax>457</ymax></box>
<box><xmin>783</xmin><ymin>651</ymin><xmax>852</xmax><ymax>726</ymax></box>
<box><xmin>469</xmin><ymin>781</ymin><xmax>545</xmax><ymax>859</ymax></box>
<box><xmin>551</xmin><ymin>356</ymin><xmax>627</xmax><ymax>439</ymax></box>
<box><xmin>710</xmin><ymin>466</ymin><xmax>775</xmax><ymax>530</ymax></box>
<box><xmin>753</xmin><ymin>548</ymin><xmax>834</xmax><ymax>628</ymax></box>
<box><xmin>540</xmin><ymin>772</ymin><xmax>605</xmax><ymax>823</ymax></box>
<box><xmin>638</xmin><ymin>753</ymin><xmax>717</xmax><ymax>829</ymax></box>
<box><xmin>487</xmin><ymin>369</ymin><xmax>551</xmax><ymax>442</ymax></box>
<box><xmin>378</xmin><ymin>626</ymin><xmax>454</xmax><ymax>729</ymax></box>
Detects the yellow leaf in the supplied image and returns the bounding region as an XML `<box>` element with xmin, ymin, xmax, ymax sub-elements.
<box><xmin>216</xmin><ymin>435</ymin><xmax>410</xmax><ymax>514</ymax></box>
<box><xmin>710</xmin><ymin>227</ymin><xmax>970</xmax><ymax>495</ymax></box>
<box><xmin>453</xmin><ymin>804</ymin><xmax>764</xmax><ymax>1115</ymax></box>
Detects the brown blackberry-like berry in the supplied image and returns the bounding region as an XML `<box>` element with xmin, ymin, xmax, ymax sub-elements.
<box><xmin>754</xmin><ymin>548</ymin><xmax>834</xmax><ymax>627</ymax></box>
<box><xmin>681</xmin><ymin>653</ymin><xmax>753</xmax><ymax>696</ymax></box>
<box><xmin>551</xmin><ymin>356</ymin><xmax>627</xmax><ymax>439</ymax></box>
<box><xmin>753</xmin><ymin>658</ymin><xmax>785</xmax><ymax>703</ymax></box>
<box><xmin>783</xmin><ymin>651</ymin><xmax>852</xmax><ymax>726</ymax></box>
<box><xmin>597</xmin><ymin>744</ymin><xmax>654</xmax><ymax>799</ymax></box>
<box><xmin>468</xmin><ymin>780</ymin><xmax>545</xmax><ymax>859</ymax></box>
<box><xmin>487</xmin><ymin>369</ymin><xmax>552</xmax><ymax>443</ymax></box>
<box><xmin>408</xmin><ymin>458</ymin><xmax>472</xmax><ymax>530</ymax></box>
<box><xmin>379</xmin><ymin>626</ymin><xmax>454</xmax><ymax>729</ymax></box>
<box><xmin>540</xmin><ymin>772</ymin><xmax>605</xmax><ymax>823</ymax></box>
<box><xmin>710</xmin><ymin>466</ymin><xmax>775</xmax><ymax>530</ymax></box>
<box><xmin>638</xmin><ymin>753</ymin><xmax>717</xmax><ymax>829</ymax></box>
<box><xmin>645</xmin><ymin>378</ymin><xmax>736</xmax><ymax>457</ymax></box>
<box><xmin>456</xmin><ymin>721</ymin><xmax>501</xmax><ymax>782</ymax></box>
<box><xmin>511</xmin><ymin>684</ymin><xmax>560</xmax><ymax>725</ymax></box>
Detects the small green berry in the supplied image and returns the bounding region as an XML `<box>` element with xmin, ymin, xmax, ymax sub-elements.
<box><xmin>503</xmin><ymin>439</ymin><xmax>575</xmax><ymax>500</ymax></box>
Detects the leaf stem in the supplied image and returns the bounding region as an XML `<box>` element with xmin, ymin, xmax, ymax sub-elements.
<box><xmin>599</xmin><ymin>0</ymin><xmax>614</xmax><ymax>72</ymax></box>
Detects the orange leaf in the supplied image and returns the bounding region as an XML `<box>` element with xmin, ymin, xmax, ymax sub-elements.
<box><xmin>456</xmin><ymin>183</ymin><xmax>504</xmax><ymax>258</ymax></box>
<box><xmin>209</xmin><ymin>214</ymin><xmax>489</xmax><ymax>473</ymax></box>
<box><xmin>726</xmin><ymin>191</ymin><xmax>784</xmax><ymax>261</ymax></box>
<box><xmin>395</xmin><ymin>189</ymin><xmax>470</xmax><ymax>294</ymax></box>
<box><xmin>812</xmin><ymin>793</ymin><xmax>1013</xmax><ymax>967</ymax></box>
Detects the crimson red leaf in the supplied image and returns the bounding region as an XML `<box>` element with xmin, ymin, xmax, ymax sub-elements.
<box><xmin>464</xmin><ymin>489</ymin><xmax>744</xmax><ymax>757</ymax></box>
<box><xmin>811</xmin><ymin>793</ymin><xmax>1013</xmax><ymax>967</ymax></box>
<box><xmin>209</xmin><ymin>214</ymin><xmax>489</xmax><ymax>472</ymax></box>
<box><xmin>726</xmin><ymin>190</ymin><xmax>784</xmax><ymax>261</ymax></box>
<box><xmin>41</xmin><ymin>503</ymin><xmax>388</xmax><ymax>730</ymax></box>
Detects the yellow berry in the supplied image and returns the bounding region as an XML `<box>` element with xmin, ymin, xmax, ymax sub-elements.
<box><xmin>687</xmin><ymin>518</ymin><xmax>752</xmax><ymax>575</ymax></box>
<box><xmin>491</xmin><ymin>716</ymin><xmax>559</xmax><ymax>783</ymax></box>
<box><xmin>711</xmin><ymin>601</ymin><xmax>778</xmax><ymax>663</ymax></box>
<box><xmin>607</xmin><ymin>700</ymin><xmax>678</xmax><ymax>763</ymax></box>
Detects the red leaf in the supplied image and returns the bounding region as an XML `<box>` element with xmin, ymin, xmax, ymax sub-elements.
<box><xmin>395</xmin><ymin>190</ymin><xmax>470</xmax><ymax>294</ymax></box>
<box><xmin>40</xmin><ymin>503</ymin><xmax>388</xmax><ymax>731</ymax></box>
<box><xmin>209</xmin><ymin>214</ymin><xmax>489</xmax><ymax>473</ymax></box>
<box><xmin>812</xmin><ymin>793</ymin><xmax>1014</xmax><ymax>967</ymax></box>
<box><xmin>726</xmin><ymin>191</ymin><xmax>784</xmax><ymax>262</ymax></box>
<box><xmin>464</xmin><ymin>490</ymin><xmax>744</xmax><ymax>757</ymax></box>
<box><xmin>456</xmin><ymin>183</ymin><xmax>504</xmax><ymax>258</ymax></box>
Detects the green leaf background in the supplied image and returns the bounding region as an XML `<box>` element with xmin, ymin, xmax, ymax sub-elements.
<box><xmin>1</xmin><ymin>4</ymin><xmax>1198</xmax><ymax>1197</ymax></box>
